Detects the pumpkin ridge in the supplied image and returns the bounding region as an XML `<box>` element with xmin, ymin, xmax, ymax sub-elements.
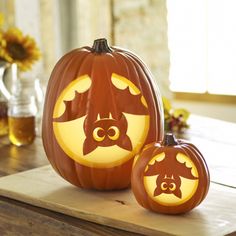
<box><xmin>109</xmin><ymin>52</ymin><xmax>149</xmax><ymax>116</ymax></box>
<box><xmin>56</xmin><ymin>52</ymin><xmax>92</xmax><ymax>178</ymax></box>
<box><xmin>124</xmin><ymin>54</ymin><xmax>145</xmax><ymax>102</ymax></box>
<box><xmin>124</xmin><ymin>50</ymin><xmax>164</xmax><ymax>133</ymax></box>
<box><xmin>180</xmin><ymin>145</ymin><xmax>208</xmax><ymax>207</ymax></box>
<box><xmin>43</xmin><ymin>51</ymin><xmax>90</xmax><ymax>178</ymax></box>
<box><xmin>53</xmin><ymin>51</ymin><xmax>91</xmax><ymax>110</ymax></box>
<box><xmin>51</xmin><ymin>51</ymin><xmax>93</xmax><ymax>180</ymax></box>
<box><xmin>115</xmin><ymin>51</ymin><xmax>141</xmax><ymax>89</ymax></box>
<box><xmin>111</xmin><ymin>51</ymin><xmax>133</xmax><ymax>84</ymax></box>
<box><xmin>75</xmin><ymin>53</ymin><xmax>96</xmax><ymax>121</ymax></box>
<box><xmin>181</xmin><ymin>141</ymin><xmax>210</xmax><ymax>181</ymax></box>
<box><xmin>46</xmin><ymin>51</ymin><xmax>85</xmax><ymax>102</ymax></box>
<box><xmin>102</xmin><ymin>53</ymin><xmax>120</xmax><ymax>120</ymax></box>
<box><xmin>181</xmin><ymin>143</ymin><xmax>208</xmax><ymax>172</ymax></box>
<box><xmin>118</xmin><ymin>51</ymin><xmax>164</xmax><ymax>142</ymax></box>
<box><xmin>179</xmin><ymin>143</ymin><xmax>210</xmax><ymax>202</ymax></box>
<box><xmin>108</xmin><ymin>51</ymin><xmax>158</xmax><ymax>120</ymax></box>
<box><xmin>70</xmin><ymin>158</ymin><xmax>82</xmax><ymax>187</ymax></box>
<box><xmin>86</xmin><ymin>55</ymin><xmax>109</xmax><ymax>189</ymax></box>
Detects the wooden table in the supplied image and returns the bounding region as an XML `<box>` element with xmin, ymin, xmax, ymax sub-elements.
<box><xmin>0</xmin><ymin>115</ymin><xmax>235</xmax><ymax>236</ymax></box>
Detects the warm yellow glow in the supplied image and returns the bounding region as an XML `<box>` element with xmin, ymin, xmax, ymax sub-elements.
<box><xmin>93</xmin><ymin>127</ymin><xmax>105</xmax><ymax>142</ymax></box>
<box><xmin>111</xmin><ymin>73</ymin><xmax>140</xmax><ymax>95</ymax></box>
<box><xmin>53</xmin><ymin>114</ymin><xmax>149</xmax><ymax>168</ymax></box>
<box><xmin>111</xmin><ymin>73</ymin><xmax>148</xmax><ymax>108</ymax></box>
<box><xmin>143</xmin><ymin>153</ymin><xmax>199</xmax><ymax>206</ymax></box>
<box><xmin>53</xmin><ymin>75</ymin><xmax>91</xmax><ymax>118</ymax></box>
<box><xmin>53</xmin><ymin>74</ymin><xmax>150</xmax><ymax>168</ymax></box>
<box><xmin>107</xmin><ymin>126</ymin><xmax>120</xmax><ymax>140</ymax></box>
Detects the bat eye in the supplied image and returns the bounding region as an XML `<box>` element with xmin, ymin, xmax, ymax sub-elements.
<box><xmin>93</xmin><ymin>127</ymin><xmax>105</xmax><ymax>142</ymax></box>
<box><xmin>161</xmin><ymin>182</ymin><xmax>168</xmax><ymax>191</ymax></box>
<box><xmin>169</xmin><ymin>183</ymin><xmax>176</xmax><ymax>191</ymax></box>
<box><xmin>108</xmin><ymin>126</ymin><xmax>120</xmax><ymax>140</ymax></box>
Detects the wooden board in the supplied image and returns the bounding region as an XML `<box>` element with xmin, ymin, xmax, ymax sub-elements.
<box><xmin>0</xmin><ymin>165</ymin><xmax>235</xmax><ymax>236</ymax></box>
<box><xmin>183</xmin><ymin>115</ymin><xmax>236</xmax><ymax>188</ymax></box>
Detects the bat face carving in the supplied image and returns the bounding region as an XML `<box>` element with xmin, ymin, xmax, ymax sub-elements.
<box><xmin>83</xmin><ymin>114</ymin><xmax>132</xmax><ymax>155</ymax></box>
<box><xmin>143</xmin><ymin>152</ymin><xmax>199</xmax><ymax>205</ymax></box>
<box><xmin>52</xmin><ymin>73</ymin><xmax>150</xmax><ymax>168</ymax></box>
<box><xmin>154</xmin><ymin>174</ymin><xmax>182</xmax><ymax>198</ymax></box>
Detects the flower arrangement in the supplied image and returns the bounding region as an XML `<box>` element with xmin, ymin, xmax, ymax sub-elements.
<box><xmin>162</xmin><ymin>97</ymin><xmax>190</xmax><ymax>133</ymax></box>
<box><xmin>0</xmin><ymin>13</ymin><xmax>41</xmax><ymax>71</ymax></box>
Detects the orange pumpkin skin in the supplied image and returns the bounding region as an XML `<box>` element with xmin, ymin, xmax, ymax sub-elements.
<box><xmin>42</xmin><ymin>39</ymin><xmax>164</xmax><ymax>190</ymax></box>
<box><xmin>131</xmin><ymin>133</ymin><xmax>210</xmax><ymax>214</ymax></box>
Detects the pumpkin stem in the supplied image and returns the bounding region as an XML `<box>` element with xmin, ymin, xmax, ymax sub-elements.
<box><xmin>92</xmin><ymin>38</ymin><xmax>112</xmax><ymax>53</ymax></box>
<box><xmin>163</xmin><ymin>133</ymin><xmax>179</xmax><ymax>146</ymax></box>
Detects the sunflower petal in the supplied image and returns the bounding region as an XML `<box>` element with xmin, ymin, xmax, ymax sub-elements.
<box><xmin>0</xmin><ymin>27</ymin><xmax>41</xmax><ymax>71</ymax></box>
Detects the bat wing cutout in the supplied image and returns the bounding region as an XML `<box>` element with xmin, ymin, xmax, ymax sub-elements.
<box><xmin>83</xmin><ymin>137</ymin><xmax>97</xmax><ymax>155</ymax></box>
<box><xmin>176</xmin><ymin>162</ymin><xmax>198</xmax><ymax>180</ymax></box>
<box><xmin>144</xmin><ymin>160</ymin><xmax>163</xmax><ymax>176</ymax></box>
<box><xmin>154</xmin><ymin>186</ymin><xmax>163</xmax><ymax>197</ymax></box>
<box><xmin>144</xmin><ymin>155</ymin><xmax>198</xmax><ymax>180</ymax></box>
<box><xmin>54</xmin><ymin>90</ymin><xmax>89</xmax><ymax>122</ymax></box>
<box><xmin>173</xmin><ymin>187</ymin><xmax>182</xmax><ymax>198</ymax></box>
<box><xmin>116</xmin><ymin>134</ymin><xmax>132</xmax><ymax>151</ymax></box>
<box><xmin>175</xmin><ymin>155</ymin><xmax>199</xmax><ymax>180</ymax></box>
<box><xmin>113</xmin><ymin>87</ymin><xmax>149</xmax><ymax>115</ymax></box>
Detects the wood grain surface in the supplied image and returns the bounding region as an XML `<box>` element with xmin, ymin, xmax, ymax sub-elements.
<box><xmin>0</xmin><ymin>136</ymin><xmax>48</xmax><ymax>176</ymax></box>
<box><xmin>0</xmin><ymin>165</ymin><xmax>236</xmax><ymax>236</ymax></box>
<box><xmin>0</xmin><ymin>196</ymin><xmax>142</xmax><ymax>236</ymax></box>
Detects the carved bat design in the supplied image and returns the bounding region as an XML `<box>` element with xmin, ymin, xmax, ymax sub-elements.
<box><xmin>83</xmin><ymin>113</ymin><xmax>132</xmax><ymax>155</ymax></box>
<box><xmin>53</xmin><ymin>74</ymin><xmax>149</xmax><ymax>155</ymax></box>
<box><xmin>53</xmin><ymin>90</ymin><xmax>89</xmax><ymax>122</ymax></box>
<box><xmin>53</xmin><ymin>80</ymin><xmax>148</xmax><ymax>123</ymax></box>
<box><xmin>144</xmin><ymin>153</ymin><xmax>198</xmax><ymax>199</ymax></box>
<box><xmin>154</xmin><ymin>174</ymin><xmax>182</xmax><ymax>198</ymax></box>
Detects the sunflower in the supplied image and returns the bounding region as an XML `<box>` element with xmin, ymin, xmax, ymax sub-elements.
<box><xmin>0</xmin><ymin>13</ymin><xmax>4</xmax><ymax>27</ymax></box>
<box><xmin>0</xmin><ymin>28</ymin><xmax>41</xmax><ymax>71</ymax></box>
<box><xmin>0</xmin><ymin>14</ymin><xmax>6</xmax><ymax>59</ymax></box>
<box><xmin>0</xmin><ymin>32</ymin><xmax>6</xmax><ymax>60</ymax></box>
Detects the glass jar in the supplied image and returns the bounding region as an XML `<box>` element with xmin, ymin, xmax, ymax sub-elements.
<box><xmin>8</xmin><ymin>95</ymin><xmax>37</xmax><ymax>146</ymax></box>
<box><xmin>13</xmin><ymin>76</ymin><xmax>44</xmax><ymax>135</ymax></box>
<box><xmin>0</xmin><ymin>96</ymin><xmax>8</xmax><ymax>136</ymax></box>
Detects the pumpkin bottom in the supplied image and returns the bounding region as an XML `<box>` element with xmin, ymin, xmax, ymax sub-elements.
<box><xmin>50</xmin><ymin>157</ymin><xmax>134</xmax><ymax>190</ymax></box>
<box><xmin>135</xmin><ymin>196</ymin><xmax>202</xmax><ymax>215</ymax></box>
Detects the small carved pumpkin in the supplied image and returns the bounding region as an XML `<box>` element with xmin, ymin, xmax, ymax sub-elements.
<box><xmin>131</xmin><ymin>133</ymin><xmax>210</xmax><ymax>214</ymax></box>
<box><xmin>42</xmin><ymin>38</ymin><xmax>164</xmax><ymax>190</ymax></box>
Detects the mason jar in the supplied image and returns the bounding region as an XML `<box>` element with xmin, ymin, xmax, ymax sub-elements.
<box><xmin>8</xmin><ymin>95</ymin><xmax>37</xmax><ymax>146</ymax></box>
<box><xmin>0</xmin><ymin>95</ymin><xmax>8</xmax><ymax>136</ymax></box>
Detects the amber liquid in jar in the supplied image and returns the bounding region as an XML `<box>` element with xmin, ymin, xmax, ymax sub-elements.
<box><xmin>0</xmin><ymin>101</ymin><xmax>8</xmax><ymax>136</ymax></box>
<box><xmin>8</xmin><ymin>116</ymin><xmax>35</xmax><ymax>146</ymax></box>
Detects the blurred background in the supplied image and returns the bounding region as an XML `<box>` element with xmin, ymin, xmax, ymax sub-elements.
<box><xmin>1</xmin><ymin>0</ymin><xmax>235</xmax><ymax>123</ymax></box>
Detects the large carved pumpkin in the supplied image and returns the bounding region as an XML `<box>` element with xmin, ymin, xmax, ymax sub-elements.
<box><xmin>131</xmin><ymin>133</ymin><xmax>210</xmax><ymax>214</ymax></box>
<box><xmin>42</xmin><ymin>38</ymin><xmax>164</xmax><ymax>190</ymax></box>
